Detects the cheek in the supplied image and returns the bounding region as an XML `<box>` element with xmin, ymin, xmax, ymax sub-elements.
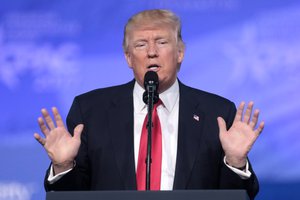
<box><xmin>131</xmin><ymin>54</ymin><xmax>146</xmax><ymax>66</ymax></box>
<box><xmin>132</xmin><ymin>66</ymin><xmax>146</xmax><ymax>79</ymax></box>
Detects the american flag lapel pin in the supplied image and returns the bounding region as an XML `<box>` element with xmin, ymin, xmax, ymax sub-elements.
<box><xmin>193</xmin><ymin>114</ymin><xmax>199</xmax><ymax>121</ymax></box>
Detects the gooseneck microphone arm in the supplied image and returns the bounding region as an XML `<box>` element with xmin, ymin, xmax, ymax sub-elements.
<box><xmin>142</xmin><ymin>70</ymin><xmax>159</xmax><ymax>190</ymax></box>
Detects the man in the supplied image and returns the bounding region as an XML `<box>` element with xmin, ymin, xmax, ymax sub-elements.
<box><xmin>34</xmin><ymin>9</ymin><xmax>264</xmax><ymax>199</ymax></box>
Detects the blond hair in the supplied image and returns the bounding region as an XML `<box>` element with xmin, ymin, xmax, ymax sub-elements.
<box><xmin>123</xmin><ymin>9</ymin><xmax>185</xmax><ymax>52</ymax></box>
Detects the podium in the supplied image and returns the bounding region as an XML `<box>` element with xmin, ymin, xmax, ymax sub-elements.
<box><xmin>46</xmin><ymin>190</ymin><xmax>249</xmax><ymax>200</ymax></box>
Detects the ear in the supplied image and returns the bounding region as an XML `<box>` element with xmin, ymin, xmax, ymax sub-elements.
<box><xmin>177</xmin><ymin>47</ymin><xmax>184</xmax><ymax>63</ymax></box>
<box><xmin>124</xmin><ymin>52</ymin><xmax>133</xmax><ymax>68</ymax></box>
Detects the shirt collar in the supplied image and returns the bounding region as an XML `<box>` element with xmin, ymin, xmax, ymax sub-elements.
<box><xmin>133</xmin><ymin>79</ymin><xmax>179</xmax><ymax>113</ymax></box>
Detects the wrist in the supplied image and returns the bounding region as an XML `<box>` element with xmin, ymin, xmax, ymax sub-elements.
<box><xmin>225</xmin><ymin>156</ymin><xmax>246</xmax><ymax>169</ymax></box>
<box><xmin>52</xmin><ymin>160</ymin><xmax>75</xmax><ymax>175</ymax></box>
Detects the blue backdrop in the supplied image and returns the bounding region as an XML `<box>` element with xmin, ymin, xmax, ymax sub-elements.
<box><xmin>0</xmin><ymin>0</ymin><xmax>300</xmax><ymax>199</ymax></box>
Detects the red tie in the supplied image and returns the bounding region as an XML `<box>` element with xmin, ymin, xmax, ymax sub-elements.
<box><xmin>136</xmin><ymin>100</ymin><xmax>162</xmax><ymax>190</ymax></box>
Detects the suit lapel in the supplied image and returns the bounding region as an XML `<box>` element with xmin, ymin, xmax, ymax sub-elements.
<box><xmin>108</xmin><ymin>80</ymin><xmax>137</xmax><ymax>189</ymax></box>
<box><xmin>173</xmin><ymin>82</ymin><xmax>205</xmax><ymax>189</ymax></box>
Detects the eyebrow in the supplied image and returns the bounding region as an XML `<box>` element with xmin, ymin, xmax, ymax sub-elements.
<box><xmin>134</xmin><ymin>39</ymin><xmax>148</xmax><ymax>43</ymax></box>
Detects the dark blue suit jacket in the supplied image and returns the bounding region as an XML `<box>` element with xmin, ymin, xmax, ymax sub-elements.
<box><xmin>45</xmin><ymin>80</ymin><xmax>259</xmax><ymax>199</ymax></box>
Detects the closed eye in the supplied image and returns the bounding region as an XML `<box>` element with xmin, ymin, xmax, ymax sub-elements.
<box><xmin>134</xmin><ymin>42</ymin><xmax>147</xmax><ymax>49</ymax></box>
<box><xmin>157</xmin><ymin>40</ymin><xmax>168</xmax><ymax>45</ymax></box>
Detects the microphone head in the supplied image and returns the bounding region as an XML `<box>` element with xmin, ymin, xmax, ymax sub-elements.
<box><xmin>144</xmin><ymin>70</ymin><xmax>159</xmax><ymax>89</ymax></box>
<box><xmin>143</xmin><ymin>70</ymin><xmax>159</xmax><ymax>105</ymax></box>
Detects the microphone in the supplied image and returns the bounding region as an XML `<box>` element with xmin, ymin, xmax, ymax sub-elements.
<box><xmin>142</xmin><ymin>70</ymin><xmax>159</xmax><ymax>190</ymax></box>
<box><xmin>143</xmin><ymin>70</ymin><xmax>159</xmax><ymax>105</ymax></box>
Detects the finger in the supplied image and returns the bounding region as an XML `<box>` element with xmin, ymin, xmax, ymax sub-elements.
<box><xmin>73</xmin><ymin>124</ymin><xmax>84</xmax><ymax>140</ymax></box>
<box><xmin>34</xmin><ymin>133</ymin><xmax>46</xmax><ymax>146</ymax></box>
<box><xmin>243</xmin><ymin>101</ymin><xmax>254</xmax><ymax>124</ymax></box>
<box><xmin>254</xmin><ymin>121</ymin><xmax>265</xmax><ymax>136</ymax></box>
<box><xmin>52</xmin><ymin>107</ymin><xmax>65</xmax><ymax>127</ymax></box>
<box><xmin>234</xmin><ymin>102</ymin><xmax>245</xmax><ymax>122</ymax></box>
<box><xmin>217</xmin><ymin>117</ymin><xmax>227</xmax><ymax>135</ymax></box>
<box><xmin>249</xmin><ymin>109</ymin><xmax>259</xmax><ymax>129</ymax></box>
<box><xmin>41</xmin><ymin>108</ymin><xmax>56</xmax><ymax>130</ymax></box>
<box><xmin>38</xmin><ymin>117</ymin><xmax>50</xmax><ymax>136</ymax></box>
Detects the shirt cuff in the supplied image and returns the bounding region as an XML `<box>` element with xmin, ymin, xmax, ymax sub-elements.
<box><xmin>47</xmin><ymin>164</ymin><xmax>74</xmax><ymax>184</ymax></box>
<box><xmin>223</xmin><ymin>156</ymin><xmax>251</xmax><ymax>179</ymax></box>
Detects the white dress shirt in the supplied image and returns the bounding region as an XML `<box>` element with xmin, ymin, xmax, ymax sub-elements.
<box><xmin>133</xmin><ymin>80</ymin><xmax>179</xmax><ymax>190</ymax></box>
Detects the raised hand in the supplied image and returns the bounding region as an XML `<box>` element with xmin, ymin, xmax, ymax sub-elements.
<box><xmin>217</xmin><ymin>101</ymin><xmax>264</xmax><ymax>168</ymax></box>
<box><xmin>34</xmin><ymin>107</ymin><xmax>84</xmax><ymax>174</ymax></box>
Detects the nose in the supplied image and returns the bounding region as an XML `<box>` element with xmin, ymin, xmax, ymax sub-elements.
<box><xmin>147</xmin><ymin>42</ymin><xmax>158</xmax><ymax>58</ymax></box>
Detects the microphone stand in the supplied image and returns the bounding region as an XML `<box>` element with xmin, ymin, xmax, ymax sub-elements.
<box><xmin>145</xmin><ymin>84</ymin><xmax>155</xmax><ymax>190</ymax></box>
<box><xmin>143</xmin><ymin>70</ymin><xmax>159</xmax><ymax>190</ymax></box>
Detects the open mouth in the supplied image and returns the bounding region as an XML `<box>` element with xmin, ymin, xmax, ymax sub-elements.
<box><xmin>147</xmin><ymin>64</ymin><xmax>160</xmax><ymax>71</ymax></box>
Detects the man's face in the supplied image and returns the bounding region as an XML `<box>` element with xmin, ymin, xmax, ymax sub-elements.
<box><xmin>125</xmin><ymin>25</ymin><xmax>184</xmax><ymax>93</ymax></box>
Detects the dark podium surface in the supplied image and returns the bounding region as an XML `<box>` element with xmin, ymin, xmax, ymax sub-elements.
<box><xmin>46</xmin><ymin>190</ymin><xmax>249</xmax><ymax>200</ymax></box>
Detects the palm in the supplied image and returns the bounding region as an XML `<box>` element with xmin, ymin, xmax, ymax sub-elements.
<box><xmin>44</xmin><ymin>126</ymin><xmax>81</xmax><ymax>163</ymax></box>
<box><xmin>218</xmin><ymin>102</ymin><xmax>264</xmax><ymax>167</ymax></box>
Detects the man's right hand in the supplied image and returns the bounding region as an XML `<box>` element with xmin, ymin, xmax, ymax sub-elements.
<box><xmin>34</xmin><ymin>107</ymin><xmax>84</xmax><ymax>175</ymax></box>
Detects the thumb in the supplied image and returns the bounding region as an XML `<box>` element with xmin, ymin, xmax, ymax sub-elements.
<box><xmin>217</xmin><ymin>117</ymin><xmax>227</xmax><ymax>136</ymax></box>
<box><xmin>73</xmin><ymin>124</ymin><xmax>84</xmax><ymax>140</ymax></box>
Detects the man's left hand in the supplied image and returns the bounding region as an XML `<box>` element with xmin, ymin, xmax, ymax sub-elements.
<box><xmin>217</xmin><ymin>101</ymin><xmax>265</xmax><ymax>168</ymax></box>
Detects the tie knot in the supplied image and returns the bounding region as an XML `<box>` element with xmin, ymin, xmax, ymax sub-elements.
<box><xmin>153</xmin><ymin>99</ymin><xmax>163</xmax><ymax>109</ymax></box>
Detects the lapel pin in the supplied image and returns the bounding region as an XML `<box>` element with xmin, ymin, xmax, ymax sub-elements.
<box><xmin>193</xmin><ymin>114</ymin><xmax>199</xmax><ymax>121</ymax></box>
